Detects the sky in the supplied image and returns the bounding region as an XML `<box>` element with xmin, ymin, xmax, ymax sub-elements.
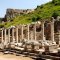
<box><xmin>0</xmin><ymin>0</ymin><xmax>52</xmax><ymax>17</ymax></box>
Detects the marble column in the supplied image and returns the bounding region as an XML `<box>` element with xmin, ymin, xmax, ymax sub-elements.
<box><xmin>8</xmin><ymin>28</ymin><xmax>10</xmax><ymax>43</ymax></box>
<box><xmin>1</xmin><ymin>29</ymin><xmax>3</xmax><ymax>43</ymax></box>
<box><xmin>31</xmin><ymin>31</ymin><xmax>33</xmax><ymax>40</ymax></box>
<box><xmin>12</xmin><ymin>28</ymin><xmax>15</xmax><ymax>43</ymax></box>
<box><xmin>4</xmin><ymin>29</ymin><xmax>6</xmax><ymax>42</ymax></box>
<box><xmin>58</xmin><ymin>30</ymin><xmax>60</xmax><ymax>45</ymax></box>
<box><xmin>21</xmin><ymin>25</ymin><xmax>23</xmax><ymax>40</ymax></box>
<box><xmin>41</xmin><ymin>21</ymin><xmax>45</xmax><ymax>40</ymax></box>
<box><xmin>34</xmin><ymin>23</ymin><xmax>36</xmax><ymax>40</ymax></box>
<box><xmin>51</xmin><ymin>18</ymin><xmax>55</xmax><ymax>42</ymax></box>
<box><xmin>16</xmin><ymin>27</ymin><xmax>18</xmax><ymax>43</ymax></box>
<box><xmin>27</xmin><ymin>24</ymin><xmax>29</xmax><ymax>40</ymax></box>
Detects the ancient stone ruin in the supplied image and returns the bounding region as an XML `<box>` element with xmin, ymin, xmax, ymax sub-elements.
<box><xmin>4</xmin><ymin>9</ymin><xmax>34</xmax><ymax>21</ymax></box>
<box><xmin>0</xmin><ymin>17</ymin><xmax>60</xmax><ymax>45</ymax></box>
<box><xmin>0</xmin><ymin>8</ymin><xmax>60</xmax><ymax>60</ymax></box>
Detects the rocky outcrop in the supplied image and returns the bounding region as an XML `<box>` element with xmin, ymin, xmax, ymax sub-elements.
<box><xmin>5</xmin><ymin>9</ymin><xmax>34</xmax><ymax>21</ymax></box>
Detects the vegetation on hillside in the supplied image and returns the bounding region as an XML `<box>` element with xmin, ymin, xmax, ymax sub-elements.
<box><xmin>1</xmin><ymin>0</ymin><xmax>60</xmax><ymax>28</ymax></box>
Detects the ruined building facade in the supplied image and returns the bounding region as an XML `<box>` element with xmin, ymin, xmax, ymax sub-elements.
<box><xmin>4</xmin><ymin>9</ymin><xmax>34</xmax><ymax>22</ymax></box>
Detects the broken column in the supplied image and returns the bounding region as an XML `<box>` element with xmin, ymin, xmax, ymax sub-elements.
<box><xmin>16</xmin><ymin>27</ymin><xmax>18</xmax><ymax>43</ymax></box>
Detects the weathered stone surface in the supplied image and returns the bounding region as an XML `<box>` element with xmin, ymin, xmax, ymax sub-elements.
<box><xmin>5</xmin><ymin>9</ymin><xmax>34</xmax><ymax>21</ymax></box>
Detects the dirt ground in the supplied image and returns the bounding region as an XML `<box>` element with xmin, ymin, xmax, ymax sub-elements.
<box><xmin>0</xmin><ymin>52</ymin><xmax>33</xmax><ymax>60</ymax></box>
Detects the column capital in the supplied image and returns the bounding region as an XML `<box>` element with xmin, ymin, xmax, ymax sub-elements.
<box><xmin>51</xmin><ymin>17</ymin><xmax>55</xmax><ymax>22</ymax></box>
<box><xmin>27</xmin><ymin>24</ymin><xmax>30</xmax><ymax>26</ymax></box>
<box><xmin>12</xmin><ymin>26</ymin><xmax>15</xmax><ymax>28</ymax></box>
<box><xmin>0</xmin><ymin>28</ymin><xmax>4</xmax><ymax>31</ymax></box>
<box><xmin>41</xmin><ymin>21</ymin><xmax>45</xmax><ymax>24</ymax></box>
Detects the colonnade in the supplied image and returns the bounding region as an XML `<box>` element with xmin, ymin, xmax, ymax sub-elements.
<box><xmin>0</xmin><ymin>19</ymin><xmax>59</xmax><ymax>44</ymax></box>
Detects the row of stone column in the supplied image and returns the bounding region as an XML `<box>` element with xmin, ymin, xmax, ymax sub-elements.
<box><xmin>0</xmin><ymin>20</ymin><xmax>59</xmax><ymax>44</ymax></box>
<box><xmin>0</xmin><ymin>24</ymin><xmax>36</xmax><ymax>43</ymax></box>
<box><xmin>41</xmin><ymin>18</ymin><xmax>56</xmax><ymax>42</ymax></box>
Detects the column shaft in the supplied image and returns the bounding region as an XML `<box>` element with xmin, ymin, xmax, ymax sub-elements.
<box><xmin>58</xmin><ymin>30</ymin><xmax>60</xmax><ymax>45</ymax></box>
<box><xmin>51</xmin><ymin>20</ymin><xmax>54</xmax><ymax>42</ymax></box>
<box><xmin>12</xmin><ymin>28</ymin><xmax>15</xmax><ymax>43</ymax></box>
<box><xmin>41</xmin><ymin>22</ymin><xmax>45</xmax><ymax>40</ymax></box>
<box><xmin>8</xmin><ymin>29</ymin><xmax>10</xmax><ymax>43</ymax></box>
<box><xmin>27</xmin><ymin>24</ymin><xmax>29</xmax><ymax>40</ymax></box>
<box><xmin>1</xmin><ymin>29</ymin><xmax>3</xmax><ymax>43</ymax></box>
<box><xmin>34</xmin><ymin>23</ymin><xmax>36</xmax><ymax>40</ymax></box>
<box><xmin>4</xmin><ymin>29</ymin><xmax>6</xmax><ymax>42</ymax></box>
<box><xmin>16</xmin><ymin>27</ymin><xmax>18</xmax><ymax>43</ymax></box>
<box><xmin>21</xmin><ymin>25</ymin><xmax>23</xmax><ymax>40</ymax></box>
<box><xmin>30</xmin><ymin>31</ymin><xmax>34</xmax><ymax>40</ymax></box>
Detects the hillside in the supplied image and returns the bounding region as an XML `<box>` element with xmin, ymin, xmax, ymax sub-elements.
<box><xmin>1</xmin><ymin>0</ymin><xmax>60</xmax><ymax>28</ymax></box>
